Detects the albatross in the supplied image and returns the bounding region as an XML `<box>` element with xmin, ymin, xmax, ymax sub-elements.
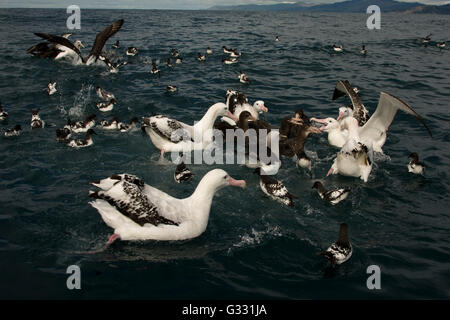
<box><xmin>33</xmin><ymin>19</ymin><xmax>124</xmax><ymax>67</ymax></box>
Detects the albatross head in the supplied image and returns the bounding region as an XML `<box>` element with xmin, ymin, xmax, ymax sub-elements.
<box><xmin>196</xmin><ymin>169</ymin><xmax>246</xmax><ymax>195</ymax></box>
<box><xmin>253</xmin><ymin>100</ymin><xmax>268</xmax><ymax>113</ymax></box>
<box><xmin>311</xmin><ymin>117</ymin><xmax>339</xmax><ymax>132</ymax></box>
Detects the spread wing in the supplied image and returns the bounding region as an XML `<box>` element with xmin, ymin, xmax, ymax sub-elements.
<box><xmin>360</xmin><ymin>92</ymin><xmax>432</xmax><ymax>143</ymax></box>
<box><xmin>332</xmin><ymin>80</ymin><xmax>368</xmax><ymax>125</ymax></box>
<box><xmin>89</xmin><ymin>19</ymin><xmax>124</xmax><ymax>58</ymax></box>
<box><xmin>34</xmin><ymin>33</ymin><xmax>83</xmax><ymax>59</ymax></box>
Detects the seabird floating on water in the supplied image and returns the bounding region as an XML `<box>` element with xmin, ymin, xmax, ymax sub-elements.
<box><xmin>126</xmin><ymin>47</ymin><xmax>138</xmax><ymax>56</ymax></box>
<box><xmin>46</xmin><ymin>81</ymin><xmax>57</xmax><ymax>95</ymax></box>
<box><xmin>67</xmin><ymin>129</ymin><xmax>96</xmax><ymax>148</ymax></box>
<box><xmin>254</xmin><ymin>167</ymin><xmax>296</xmax><ymax>208</ymax></box>
<box><xmin>97</xmin><ymin>98</ymin><xmax>116</xmax><ymax>112</ymax></box>
<box><xmin>88</xmin><ymin>169</ymin><xmax>246</xmax><ymax>243</ymax></box>
<box><xmin>56</xmin><ymin>127</ymin><xmax>71</xmax><ymax>142</ymax></box>
<box><xmin>174</xmin><ymin>161</ymin><xmax>194</xmax><ymax>183</ymax></box>
<box><xmin>100</xmin><ymin>117</ymin><xmax>120</xmax><ymax>130</ymax></box>
<box><xmin>222</xmin><ymin>57</ymin><xmax>238</xmax><ymax>65</ymax></box>
<box><xmin>318</xmin><ymin>223</ymin><xmax>352</xmax><ymax>267</ymax></box>
<box><xmin>238</xmin><ymin>71</ymin><xmax>250</xmax><ymax>84</ymax></box>
<box><xmin>118</xmin><ymin>117</ymin><xmax>139</xmax><ymax>132</ymax></box>
<box><xmin>4</xmin><ymin>125</ymin><xmax>21</xmax><ymax>137</ymax></box>
<box><xmin>30</xmin><ymin>109</ymin><xmax>45</xmax><ymax>129</ymax></box>
<box><xmin>408</xmin><ymin>152</ymin><xmax>425</xmax><ymax>175</ymax></box>
<box><xmin>0</xmin><ymin>103</ymin><xmax>8</xmax><ymax>120</ymax></box>
<box><xmin>197</xmin><ymin>52</ymin><xmax>206</xmax><ymax>61</ymax></box>
<box><xmin>67</xmin><ymin>114</ymin><xmax>96</xmax><ymax>133</ymax></box>
<box><xmin>332</xmin><ymin>44</ymin><xmax>343</xmax><ymax>52</ymax></box>
<box><xmin>360</xmin><ymin>45</ymin><xmax>367</xmax><ymax>55</ymax></box>
<box><xmin>166</xmin><ymin>85</ymin><xmax>177</xmax><ymax>93</ymax></box>
<box><xmin>312</xmin><ymin>181</ymin><xmax>350</xmax><ymax>205</ymax></box>
<box><xmin>96</xmin><ymin>85</ymin><xmax>115</xmax><ymax>101</ymax></box>
<box><xmin>206</xmin><ymin>47</ymin><xmax>212</xmax><ymax>54</ymax></box>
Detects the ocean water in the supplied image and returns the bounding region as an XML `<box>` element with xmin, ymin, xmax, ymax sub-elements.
<box><xmin>0</xmin><ymin>8</ymin><xmax>449</xmax><ymax>299</ymax></box>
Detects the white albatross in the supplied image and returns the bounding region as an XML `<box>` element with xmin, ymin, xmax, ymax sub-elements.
<box><xmin>142</xmin><ymin>102</ymin><xmax>238</xmax><ymax>156</ymax></box>
<box><xmin>313</xmin><ymin>91</ymin><xmax>432</xmax><ymax>152</ymax></box>
<box><xmin>89</xmin><ymin>169</ymin><xmax>246</xmax><ymax>243</ymax></box>
<box><xmin>327</xmin><ymin>117</ymin><xmax>373</xmax><ymax>182</ymax></box>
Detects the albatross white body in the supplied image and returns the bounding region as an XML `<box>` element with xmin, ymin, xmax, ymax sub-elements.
<box><xmin>89</xmin><ymin>169</ymin><xmax>246</xmax><ymax>241</ymax></box>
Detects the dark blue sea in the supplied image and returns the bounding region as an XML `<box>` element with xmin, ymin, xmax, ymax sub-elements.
<box><xmin>0</xmin><ymin>8</ymin><xmax>449</xmax><ymax>299</ymax></box>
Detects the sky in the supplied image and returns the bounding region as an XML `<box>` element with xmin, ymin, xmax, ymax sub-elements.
<box><xmin>1</xmin><ymin>0</ymin><xmax>449</xmax><ymax>10</ymax></box>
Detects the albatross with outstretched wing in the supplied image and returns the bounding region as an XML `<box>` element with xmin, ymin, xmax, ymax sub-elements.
<box><xmin>32</xmin><ymin>19</ymin><xmax>124</xmax><ymax>67</ymax></box>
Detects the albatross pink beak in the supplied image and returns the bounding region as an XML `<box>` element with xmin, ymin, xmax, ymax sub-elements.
<box><xmin>228</xmin><ymin>176</ymin><xmax>246</xmax><ymax>189</ymax></box>
<box><xmin>311</xmin><ymin>117</ymin><xmax>327</xmax><ymax>124</ymax></box>
<box><xmin>337</xmin><ymin>111</ymin><xmax>344</xmax><ymax>121</ymax></box>
<box><xmin>260</xmin><ymin>105</ymin><xmax>268</xmax><ymax>113</ymax></box>
<box><xmin>226</xmin><ymin>110</ymin><xmax>239</xmax><ymax>122</ymax></box>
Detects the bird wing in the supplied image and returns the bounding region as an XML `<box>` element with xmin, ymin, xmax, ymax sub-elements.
<box><xmin>359</xmin><ymin>92</ymin><xmax>432</xmax><ymax>144</ymax></box>
<box><xmin>88</xmin><ymin>19</ymin><xmax>124</xmax><ymax>59</ymax></box>
<box><xmin>34</xmin><ymin>33</ymin><xmax>83</xmax><ymax>60</ymax></box>
<box><xmin>332</xmin><ymin>80</ymin><xmax>366</xmax><ymax>118</ymax></box>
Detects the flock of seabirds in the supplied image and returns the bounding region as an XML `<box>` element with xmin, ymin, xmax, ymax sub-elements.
<box><xmin>0</xmin><ymin>18</ymin><xmax>437</xmax><ymax>266</ymax></box>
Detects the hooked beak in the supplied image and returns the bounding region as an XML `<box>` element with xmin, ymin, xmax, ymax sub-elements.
<box><xmin>260</xmin><ymin>105</ymin><xmax>268</xmax><ymax>113</ymax></box>
<box><xmin>79</xmin><ymin>42</ymin><xmax>85</xmax><ymax>48</ymax></box>
<box><xmin>227</xmin><ymin>176</ymin><xmax>246</xmax><ymax>189</ymax></box>
<box><xmin>310</xmin><ymin>117</ymin><xmax>328</xmax><ymax>124</ymax></box>
<box><xmin>310</xmin><ymin>126</ymin><xmax>322</xmax><ymax>134</ymax></box>
<box><xmin>337</xmin><ymin>111</ymin><xmax>344</xmax><ymax>121</ymax></box>
<box><xmin>226</xmin><ymin>110</ymin><xmax>239</xmax><ymax>122</ymax></box>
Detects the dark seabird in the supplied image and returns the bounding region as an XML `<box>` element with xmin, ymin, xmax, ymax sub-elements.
<box><xmin>206</xmin><ymin>47</ymin><xmax>212</xmax><ymax>54</ymax></box>
<box><xmin>30</xmin><ymin>109</ymin><xmax>45</xmax><ymax>129</ymax></box>
<box><xmin>408</xmin><ymin>152</ymin><xmax>425</xmax><ymax>175</ymax></box>
<box><xmin>112</xmin><ymin>40</ymin><xmax>120</xmax><ymax>49</ymax></box>
<box><xmin>174</xmin><ymin>161</ymin><xmax>194</xmax><ymax>183</ymax></box>
<box><xmin>360</xmin><ymin>45</ymin><xmax>367</xmax><ymax>55</ymax></box>
<box><xmin>150</xmin><ymin>62</ymin><xmax>160</xmax><ymax>76</ymax></box>
<box><xmin>318</xmin><ymin>223</ymin><xmax>352</xmax><ymax>267</ymax></box>
<box><xmin>254</xmin><ymin>167</ymin><xmax>296</xmax><ymax>207</ymax></box>
<box><xmin>96</xmin><ymin>85</ymin><xmax>115</xmax><ymax>101</ymax></box>
<box><xmin>312</xmin><ymin>181</ymin><xmax>350</xmax><ymax>205</ymax></box>
<box><xmin>98</xmin><ymin>55</ymin><xmax>127</xmax><ymax>73</ymax></box>
<box><xmin>437</xmin><ymin>41</ymin><xmax>446</xmax><ymax>49</ymax></box>
<box><xmin>118</xmin><ymin>117</ymin><xmax>139</xmax><ymax>132</ymax></box>
<box><xmin>171</xmin><ymin>49</ymin><xmax>179</xmax><ymax>57</ymax></box>
<box><xmin>332</xmin><ymin>44</ymin><xmax>343</xmax><ymax>52</ymax></box>
<box><xmin>0</xmin><ymin>103</ymin><xmax>8</xmax><ymax>120</ymax></box>
<box><xmin>422</xmin><ymin>33</ymin><xmax>432</xmax><ymax>44</ymax></box>
<box><xmin>275</xmin><ymin>36</ymin><xmax>280</xmax><ymax>42</ymax></box>
<box><xmin>167</xmin><ymin>58</ymin><xmax>173</xmax><ymax>67</ymax></box>
<box><xmin>97</xmin><ymin>99</ymin><xmax>116</xmax><ymax>112</ymax></box>
<box><xmin>222</xmin><ymin>57</ymin><xmax>238</xmax><ymax>65</ymax></box>
<box><xmin>27</xmin><ymin>32</ymin><xmax>77</xmax><ymax>59</ymax></box>
<box><xmin>166</xmin><ymin>85</ymin><xmax>177</xmax><ymax>93</ymax></box>
<box><xmin>101</xmin><ymin>117</ymin><xmax>120</xmax><ymax>130</ymax></box>
<box><xmin>67</xmin><ymin>129</ymin><xmax>97</xmax><ymax>148</ymax></box>
<box><xmin>56</xmin><ymin>127</ymin><xmax>72</xmax><ymax>142</ymax></box>
<box><xmin>279</xmin><ymin>123</ymin><xmax>321</xmax><ymax>169</ymax></box>
<box><xmin>222</xmin><ymin>46</ymin><xmax>233</xmax><ymax>54</ymax></box>
<box><xmin>197</xmin><ymin>52</ymin><xmax>206</xmax><ymax>61</ymax></box>
<box><xmin>33</xmin><ymin>19</ymin><xmax>124</xmax><ymax>66</ymax></box>
<box><xmin>279</xmin><ymin>109</ymin><xmax>311</xmax><ymax>140</ymax></box>
<box><xmin>46</xmin><ymin>81</ymin><xmax>57</xmax><ymax>95</ymax></box>
<box><xmin>4</xmin><ymin>125</ymin><xmax>21</xmax><ymax>137</ymax></box>
<box><xmin>67</xmin><ymin>114</ymin><xmax>96</xmax><ymax>133</ymax></box>
<box><xmin>126</xmin><ymin>47</ymin><xmax>138</xmax><ymax>56</ymax></box>
<box><xmin>238</xmin><ymin>71</ymin><xmax>250</xmax><ymax>84</ymax></box>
